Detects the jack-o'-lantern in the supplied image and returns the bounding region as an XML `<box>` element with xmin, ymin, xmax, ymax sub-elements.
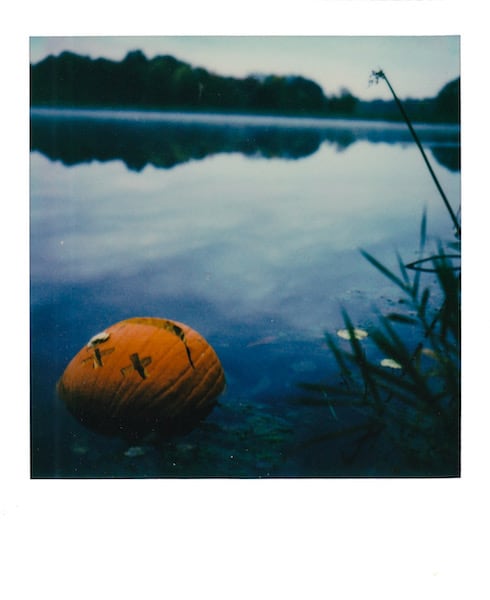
<box><xmin>57</xmin><ymin>317</ymin><xmax>225</xmax><ymax>439</ymax></box>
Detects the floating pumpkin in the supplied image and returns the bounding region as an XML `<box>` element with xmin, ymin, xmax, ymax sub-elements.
<box><xmin>57</xmin><ymin>317</ymin><xmax>225</xmax><ymax>439</ymax></box>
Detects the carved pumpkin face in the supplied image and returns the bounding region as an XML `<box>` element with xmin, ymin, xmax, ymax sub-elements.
<box><xmin>57</xmin><ymin>317</ymin><xmax>225</xmax><ymax>439</ymax></box>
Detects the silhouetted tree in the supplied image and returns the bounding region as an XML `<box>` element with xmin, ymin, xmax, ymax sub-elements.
<box><xmin>433</xmin><ymin>78</ymin><xmax>460</xmax><ymax>123</ymax></box>
<box><xmin>30</xmin><ymin>51</ymin><xmax>460</xmax><ymax>124</ymax></box>
<box><xmin>328</xmin><ymin>88</ymin><xmax>357</xmax><ymax>115</ymax></box>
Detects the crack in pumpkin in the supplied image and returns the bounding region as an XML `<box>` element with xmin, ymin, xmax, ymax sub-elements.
<box><xmin>158</xmin><ymin>321</ymin><xmax>195</xmax><ymax>369</ymax></box>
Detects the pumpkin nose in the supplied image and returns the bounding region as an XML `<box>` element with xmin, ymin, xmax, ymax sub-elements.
<box><xmin>57</xmin><ymin>317</ymin><xmax>225</xmax><ymax>439</ymax></box>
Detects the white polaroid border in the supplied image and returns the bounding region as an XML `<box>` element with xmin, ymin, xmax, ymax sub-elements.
<box><xmin>4</xmin><ymin>2</ymin><xmax>488</xmax><ymax>599</ymax></box>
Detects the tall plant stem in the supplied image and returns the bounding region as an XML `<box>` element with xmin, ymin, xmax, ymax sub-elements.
<box><xmin>372</xmin><ymin>70</ymin><xmax>461</xmax><ymax>238</ymax></box>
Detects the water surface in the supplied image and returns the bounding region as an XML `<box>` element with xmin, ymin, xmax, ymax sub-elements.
<box><xmin>30</xmin><ymin>109</ymin><xmax>460</xmax><ymax>477</ymax></box>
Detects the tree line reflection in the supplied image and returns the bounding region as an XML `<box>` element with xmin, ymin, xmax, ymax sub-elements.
<box><xmin>30</xmin><ymin>110</ymin><xmax>460</xmax><ymax>173</ymax></box>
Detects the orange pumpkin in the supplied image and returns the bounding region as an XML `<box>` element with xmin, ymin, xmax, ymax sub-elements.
<box><xmin>57</xmin><ymin>317</ymin><xmax>225</xmax><ymax>438</ymax></box>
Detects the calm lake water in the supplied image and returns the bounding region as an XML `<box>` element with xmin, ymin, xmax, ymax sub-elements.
<box><xmin>30</xmin><ymin>108</ymin><xmax>460</xmax><ymax>477</ymax></box>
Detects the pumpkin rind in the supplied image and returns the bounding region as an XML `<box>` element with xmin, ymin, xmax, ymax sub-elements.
<box><xmin>57</xmin><ymin>317</ymin><xmax>225</xmax><ymax>438</ymax></box>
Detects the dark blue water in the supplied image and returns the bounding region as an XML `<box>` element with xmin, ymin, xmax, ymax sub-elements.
<box><xmin>30</xmin><ymin>109</ymin><xmax>460</xmax><ymax>477</ymax></box>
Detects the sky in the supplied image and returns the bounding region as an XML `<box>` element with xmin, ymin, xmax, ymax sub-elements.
<box><xmin>29</xmin><ymin>35</ymin><xmax>460</xmax><ymax>101</ymax></box>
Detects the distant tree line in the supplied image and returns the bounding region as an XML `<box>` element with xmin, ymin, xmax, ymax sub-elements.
<box><xmin>30</xmin><ymin>50</ymin><xmax>460</xmax><ymax>124</ymax></box>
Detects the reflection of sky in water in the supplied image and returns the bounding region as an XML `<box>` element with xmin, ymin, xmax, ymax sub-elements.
<box><xmin>31</xmin><ymin>137</ymin><xmax>459</xmax><ymax>339</ymax></box>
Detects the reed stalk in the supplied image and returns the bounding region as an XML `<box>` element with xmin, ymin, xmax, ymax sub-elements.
<box><xmin>370</xmin><ymin>70</ymin><xmax>461</xmax><ymax>238</ymax></box>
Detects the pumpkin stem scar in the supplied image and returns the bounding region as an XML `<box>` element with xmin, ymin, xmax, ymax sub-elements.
<box><xmin>87</xmin><ymin>331</ymin><xmax>111</xmax><ymax>348</ymax></box>
<box><xmin>82</xmin><ymin>347</ymin><xmax>115</xmax><ymax>368</ymax></box>
<box><xmin>121</xmin><ymin>353</ymin><xmax>152</xmax><ymax>379</ymax></box>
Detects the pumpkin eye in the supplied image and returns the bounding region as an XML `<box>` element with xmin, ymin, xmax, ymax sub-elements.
<box><xmin>86</xmin><ymin>331</ymin><xmax>111</xmax><ymax>348</ymax></box>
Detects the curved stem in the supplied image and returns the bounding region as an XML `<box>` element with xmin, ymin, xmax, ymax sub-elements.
<box><xmin>373</xmin><ymin>70</ymin><xmax>461</xmax><ymax>238</ymax></box>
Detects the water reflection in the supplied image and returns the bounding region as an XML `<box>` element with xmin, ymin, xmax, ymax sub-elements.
<box><xmin>30</xmin><ymin>110</ymin><xmax>461</xmax><ymax>477</ymax></box>
<box><xmin>30</xmin><ymin>108</ymin><xmax>460</xmax><ymax>172</ymax></box>
<box><xmin>430</xmin><ymin>145</ymin><xmax>460</xmax><ymax>172</ymax></box>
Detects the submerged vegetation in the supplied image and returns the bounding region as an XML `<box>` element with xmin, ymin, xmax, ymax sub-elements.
<box><xmin>298</xmin><ymin>70</ymin><xmax>461</xmax><ymax>476</ymax></box>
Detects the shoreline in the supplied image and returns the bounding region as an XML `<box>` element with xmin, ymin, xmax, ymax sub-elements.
<box><xmin>30</xmin><ymin>105</ymin><xmax>461</xmax><ymax>130</ymax></box>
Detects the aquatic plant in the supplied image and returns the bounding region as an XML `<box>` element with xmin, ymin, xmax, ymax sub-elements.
<box><xmin>299</xmin><ymin>219</ymin><xmax>460</xmax><ymax>475</ymax></box>
<box><xmin>298</xmin><ymin>71</ymin><xmax>461</xmax><ymax>476</ymax></box>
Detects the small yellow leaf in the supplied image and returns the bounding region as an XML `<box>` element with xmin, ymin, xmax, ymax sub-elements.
<box><xmin>380</xmin><ymin>358</ymin><xmax>403</xmax><ymax>369</ymax></box>
<box><xmin>421</xmin><ymin>348</ymin><xmax>438</xmax><ymax>360</ymax></box>
<box><xmin>337</xmin><ymin>328</ymin><xmax>368</xmax><ymax>341</ymax></box>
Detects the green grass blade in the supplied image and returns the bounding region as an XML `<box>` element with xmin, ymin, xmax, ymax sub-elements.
<box><xmin>360</xmin><ymin>249</ymin><xmax>410</xmax><ymax>293</ymax></box>
<box><xmin>385</xmin><ymin>312</ymin><xmax>418</xmax><ymax>325</ymax></box>
<box><xmin>341</xmin><ymin>309</ymin><xmax>383</xmax><ymax>409</ymax></box>
<box><xmin>413</xmin><ymin>210</ymin><xmax>427</xmax><ymax>297</ymax></box>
